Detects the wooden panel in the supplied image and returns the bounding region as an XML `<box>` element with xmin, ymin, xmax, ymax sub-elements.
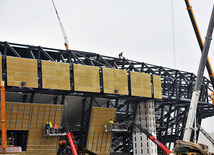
<box><xmin>7</xmin><ymin>56</ymin><xmax>38</xmax><ymax>88</ymax></box>
<box><xmin>42</xmin><ymin>60</ymin><xmax>70</xmax><ymax>90</ymax></box>
<box><xmin>153</xmin><ymin>75</ymin><xmax>162</xmax><ymax>99</ymax></box>
<box><xmin>73</xmin><ymin>64</ymin><xmax>100</xmax><ymax>93</ymax></box>
<box><xmin>86</xmin><ymin>107</ymin><xmax>116</xmax><ymax>155</ymax></box>
<box><xmin>102</xmin><ymin>68</ymin><xmax>128</xmax><ymax>95</ymax></box>
<box><xmin>130</xmin><ymin>71</ymin><xmax>152</xmax><ymax>97</ymax></box>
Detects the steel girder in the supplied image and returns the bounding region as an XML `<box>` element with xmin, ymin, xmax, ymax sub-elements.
<box><xmin>0</xmin><ymin>41</ymin><xmax>214</xmax><ymax>153</ymax></box>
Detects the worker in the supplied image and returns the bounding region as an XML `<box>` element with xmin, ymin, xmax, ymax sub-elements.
<box><xmin>54</xmin><ymin>122</ymin><xmax>58</xmax><ymax>134</ymax></box>
<box><xmin>57</xmin><ymin>140</ymin><xmax>67</xmax><ymax>154</ymax></box>
<box><xmin>49</xmin><ymin>122</ymin><xmax>53</xmax><ymax>134</ymax></box>
<box><xmin>59</xmin><ymin>140</ymin><xmax>67</xmax><ymax>148</ymax></box>
<box><xmin>109</xmin><ymin>119</ymin><xmax>114</xmax><ymax>124</ymax></box>
<box><xmin>118</xmin><ymin>52</ymin><xmax>124</xmax><ymax>59</ymax></box>
<box><xmin>46</xmin><ymin>122</ymin><xmax>50</xmax><ymax>134</ymax></box>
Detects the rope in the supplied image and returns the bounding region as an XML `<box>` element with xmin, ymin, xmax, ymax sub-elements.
<box><xmin>174</xmin><ymin>140</ymin><xmax>209</xmax><ymax>155</ymax></box>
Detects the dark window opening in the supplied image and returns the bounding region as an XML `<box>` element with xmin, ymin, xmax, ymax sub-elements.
<box><xmin>1</xmin><ymin>130</ymin><xmax>29</xmax><ymax>151</ymax></box>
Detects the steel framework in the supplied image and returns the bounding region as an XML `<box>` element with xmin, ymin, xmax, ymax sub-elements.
<box><xmin>0</xmin><ymin>41</ymin><xmax>214</xmax><ymax>153</ymax></box>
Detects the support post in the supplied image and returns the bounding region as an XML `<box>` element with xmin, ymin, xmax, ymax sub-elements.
<box><xmin>1</xmin><ymin>81</ymin><xmax>6</xmax><ymax>154</ymax></box>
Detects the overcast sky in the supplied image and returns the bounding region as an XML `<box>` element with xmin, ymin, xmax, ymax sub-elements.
<box><xmin>1</xmin><ymin>0</ymin><xmax>214</xmax><ymax>132</ymax></box>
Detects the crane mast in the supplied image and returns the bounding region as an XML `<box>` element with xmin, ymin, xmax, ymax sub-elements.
<box><xmin>51</xmin><ymin>0</ymin><xmax>69</xmax><ymax>50</ymax></box>
<box><xmin>183</xmin><ymin>3</ymin><xmax>214</xmax><ymax>141</ymax></box>
<box><xmin>184</xmin><ymin>0</ymin><xmax>214</xmax><ymax>88</ymax></box>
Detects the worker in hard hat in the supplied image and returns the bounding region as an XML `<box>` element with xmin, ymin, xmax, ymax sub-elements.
<box><xmin>46</xmin><ymin>122</ymin><xmax>50</xmax><ymax>134</ymax></box>
<box><xmin>109</xmin><ymin>119</ymin><xmax>114</xmax><ymax>124</ymax></box>
<box><xmin>49</xmin><ymin>122</ymin><xmax>53</xmax><ymax>134</ymax></box>
<box><xmin>118</xmin><ymin>52</ymin><xmax>124</xmax><ymax>59</ymax></box>
<box><xmin>54</xmin><ymin>122</ymin><xmax>58</xmax><ymax>134</ymax></box>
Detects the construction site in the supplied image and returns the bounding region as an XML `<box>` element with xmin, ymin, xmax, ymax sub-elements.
<box><xmin>1</xmin><ymin>0</ymin><xmax>214</xmax><ymax>155</ymax></box>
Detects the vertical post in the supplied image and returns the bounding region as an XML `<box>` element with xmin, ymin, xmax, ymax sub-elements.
<box><xmin>1</xmin><ymin>81</ymin><xmax>6</xmax><ymax>154</ymax></box>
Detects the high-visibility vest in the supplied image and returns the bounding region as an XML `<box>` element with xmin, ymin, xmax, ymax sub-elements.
<box><xmin>54</xmin><ymin>123</ymin><xmax>57</xmax><ymax>129</ymax></box>
<box><xmin>49</xmin><ymin>122</ymin><xmax>53</xmax><ymax>128</ymax></box>
<box><xmin>109</xmin><ymin>120</ymin><xmax>114</xmax><ymax>124</ymax></box>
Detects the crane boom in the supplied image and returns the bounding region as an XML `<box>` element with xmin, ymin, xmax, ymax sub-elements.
<box><xmin>184</xmin><ymin>0</ymin><xmax>214</xmax><ymax>89</ymax></box>
<box><xmin>183</xmin><ymin>4</ymin><xmax>214</xmax><ymax>141</ymax></box>
<box><xmin>51</xmin><ymin>0</ymin><xmax>69</xmax><ymax>50</ymax></box>
<box><xmin>130</xmin><ymin>121</ymin><xmax>171</xmax><ymax>155</ymax></box>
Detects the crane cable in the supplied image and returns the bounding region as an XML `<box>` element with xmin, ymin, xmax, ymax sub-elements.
<box><xmin>171</xmin><ymin>0</ymin><xmax>176</xmax><ymax>69</ymax></box>
<box><xmin>51</xmin><ymin>0</ymin><xmax>69</xmax><ymax>50</ymax></box>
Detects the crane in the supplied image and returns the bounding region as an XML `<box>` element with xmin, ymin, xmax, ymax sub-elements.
<box><xmin>184</xmin><ymin>0</ymin><xmax>214</xmax><ymax>105</ymax></box>
<box><xmin>51</xmin><ymin>0</ymin><xmax>69</xmax><ymax>50</ymax></box>
<box><xmin>130</xmin><ymin>121</ymin><xmax>171</xmax><ymax>155</ymax></box>
<box><xmin>184</xmin><ymin>0</ymin><xmax>214</xmax><ymax>87</ymax></box>
<box><xmin>183</xmin><ymin>3</ymin><xmax>214</xmax><ymax>141</ymax></box>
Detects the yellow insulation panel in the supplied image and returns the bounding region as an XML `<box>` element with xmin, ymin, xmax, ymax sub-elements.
<box><xmin>0</xmin><ymin>102</ymin><xmax>63</xmax><ymax>154</ymax></box>
<box><xmin>153</xmin><ymin>75</ymin><xmax>162</xmax><ymax>99</ymax></box>
<box><xmin>87</xmin><ymin>107</ymin><xmax>116</xmax><ymax>155</ymax></box>
<box><xmin>130</xmin><ymin>71</ymin><xmax>152</xmax><ymax>97</ymax></box>
<box><xmin>102</xmin><ymin>68</ymin><xmax>128</xmax><ymax>95</ymax></box>
<box><xmin>7</xmin><ymin>56</ymin><xmax>38</xmax><ymax>88</ymax></box>
<box><xmin>42</xmin><ymin>60</ymin><xmax>70</xmax><ymax>90</ymax></box>
<box><xmin>73</xmin><ymin>64</ymin><xmax>100</xmax><ymax>93</ymax></box>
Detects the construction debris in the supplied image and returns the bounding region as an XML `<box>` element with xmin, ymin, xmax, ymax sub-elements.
<box><xmin>174</xmin><ymin>140</ymin><xmax>209</xmax><ymax>155</ymax></box>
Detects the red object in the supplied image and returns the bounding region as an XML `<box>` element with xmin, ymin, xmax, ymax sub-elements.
<box><xmin>67</xmin><ymin>133</ymin><xmax>78</xmax><ymax>155</ymax></box>
<box><xmin>54</xmin><ymin>122</ymin><xmax>57</xmax><ymax>129</ymax></box>
<box><xmin>149</xmin><ymin>136</ymin><xmax>171</xmax><ymax>155</ymax></box>
<box><xmin>116</xmin><ymin>122</ymin><xmax>118</xmax><ymax>126</ymax></box>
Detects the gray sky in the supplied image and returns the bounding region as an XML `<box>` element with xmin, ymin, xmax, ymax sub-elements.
<box><xmin>1</xmin><ymin>0</ymin><xmax>214</xmax><ymax>132</ymax></box>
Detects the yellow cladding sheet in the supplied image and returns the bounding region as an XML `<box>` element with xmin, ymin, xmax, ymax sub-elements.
<box><xmin>86</xmin><ymin>107</ymin><xmax>116</xmax><ymax>154</ymax></box>
<box><xmin>102</xmin><ymin>68</ymin><xmax>128</xmax><ymax>95</ymax></box>
<box><xmin>42</xmin><ymin>60</ymin><xmax>70</xmax><ymax>90</ymax></box>
<box><xmin>130</xmin><ymin>71</ymin><xmax>152</xmax><ymax>97</ymax></box>
<box><xmin>7</xmin><ymin>56</ymin><xmax>38</xmax><ymax>88</ymax></box>
<box><xmin>73</xmin><ymin>64</ymin><xmax>100</xmax><ymax>93</ymax></box>
<box><xmin>0</xmin><ymin>102</ymin><xmax>63</xmax><ymax>154</ymax></box>
<box><xmin>153</xmin><ymin>75</ymin><xmax>162</xmax><ymax>99</ymax></box>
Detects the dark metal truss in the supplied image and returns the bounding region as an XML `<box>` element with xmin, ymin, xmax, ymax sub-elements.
<box><xmin>1</xmin><ymin>41</ymin><xmax>214</xmax><ymax>153</ymax></box>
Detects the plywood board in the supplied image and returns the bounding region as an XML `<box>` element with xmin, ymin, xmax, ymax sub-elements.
<box><xmin>130</xmin><ymin>71</ymin><xmax>152</xmax><ymax>97</ymax></box>
<box><xmin>86</xmin><ymin>107</ymin><xmax>116</xmax><ymax>155</ymax></box>
<box><xmin>153</xmin><ymin>75</ymin><xmax>162</xmax><ymax>99</ymax></box>
<box><xmin>73</xmin><ymin>64</ymin><xmax>100</xmax><ymax>93</ymax></box>
<box><xmin>7</xmin><ymin>56</ymin><xmax>38</xmax><ymax>88</ymax></box>
<box><xmin>42</xmin><ymin>60</ymin><xmax>70</xmax><ymax>90</ymax></box>
<box><xmin>102</xmin><ymin>68</ymin><xmax>128</xmax><ymax>95</ymax></box>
